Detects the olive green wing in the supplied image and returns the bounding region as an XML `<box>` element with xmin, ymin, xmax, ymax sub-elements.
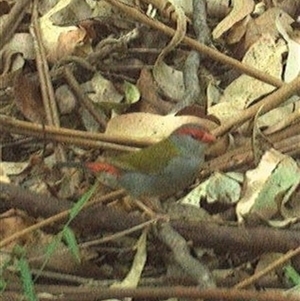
<box><xmin>109</xmin><ymin>138</ymin><xmax>179</xmax><ymax>174</ymax></box>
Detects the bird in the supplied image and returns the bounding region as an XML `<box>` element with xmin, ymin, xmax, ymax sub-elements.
<box><xmin>83</xmin><ymin>123</ymin><xmax>216</xmax><ymax>199</ymax></box>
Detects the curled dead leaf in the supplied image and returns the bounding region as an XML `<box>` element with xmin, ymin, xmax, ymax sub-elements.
<box><xmin>48</xmin><ymin>26</ymin><xmax>92</xmax><ymax>63</ymax></box>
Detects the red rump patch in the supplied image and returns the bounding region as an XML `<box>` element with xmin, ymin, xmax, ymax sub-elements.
<box><xmin>177</xmin><ymin>126</ymin><xmax>216</xmax><ymax>143</ymax></box>
<box><xmin>85</xmin><ymin>162</ymin><xmax>120</xmax><ymax>176</ymax></box>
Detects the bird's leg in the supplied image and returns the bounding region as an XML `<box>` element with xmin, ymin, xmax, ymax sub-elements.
<box><xmin>131</xmin><ymin>197</ymin><xmax>164</xmax><ymax>218</ymax></box>
<box><xmin>133</xmin><ymin>199</ymin><xmax>157</xmax><ymax>218</ymax></box>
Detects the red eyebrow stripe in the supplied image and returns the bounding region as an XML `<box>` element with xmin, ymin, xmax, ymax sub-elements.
<box><xmin>85</xmin><ymin>162</ymin><xmax>121</xmax><ymax>176</ymax></box>
<box><xmin>200</xmin><ymin>131</ymin><xmax>216</xmax><ymax>143</ymax></box>
<box><xmin>177</xmin><ymin>127</ymin><xmax>216</xmax><ymax>143</ymax></box>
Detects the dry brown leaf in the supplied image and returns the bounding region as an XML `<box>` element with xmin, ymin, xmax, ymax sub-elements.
<box><xmin>0</xmin><ymin>209</ymin><xmax>35</xmax><ymax>251</ymax></box>
<box><xmin>39</xmin><ymin>1</ymin><xmax>92</xmax><ymax>63</ymax></box>
<box><xmin>136</xmin><ymin>68</ymin><xmax>171</xmax><ymax>114</ymax></box>
<box><xmin>13</xmin><ymin>72</ymin><xmax>45</xmax><ymax>123</ymax></box>
<box><xmin>243</xmin><ymin>7</ymin><xmax>294</xmax><ymax>52</ymax></box>
<box><xmin>273</xmin><ymin>0</ymin><xmax>300</xmax><ymax>18</ymax></box>
<box><xmin>48</xmin><ymin>26</ymin><xmax>92</xmax><ymax>63</ymax></box>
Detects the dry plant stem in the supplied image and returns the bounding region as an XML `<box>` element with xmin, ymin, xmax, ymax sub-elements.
<box><xmin>12</xmin><ymin>286</ymin><xmax>297</xmax><ymax>301</ymax></box>
<box><xmin>0</xmin><ymin>189</ymin><xmax>126</xmax><ymax>248</ymax></box>
<box><xmin>59</xmin><ymin>55</ymin><xmax>96</xmax><ymax>73</ymax></box>
<box><xmin>4</xmin><ymin>285</ymin><xmax>297</xmax><ymax>301</ymax></box>
<box><xmin>276</xmin><ymin>134</ymin><xmax>300</xmax><ymax>155</ymax></box>
<box><xmin>205</xmin><ymin>120</ymin><xmax>300</xmax><ymax>175</ymax></box>
<box><xmin>88</xmin><ymin>42</ymin><xmax>126</xmax><ymax>65</ymax></box>
<box><xmin>264</xmin><ymin>106</ymin><xmax>300</xmax><ymax>135</ymax></box>
<box><xmin>89</xmin><ymin>27</ymin><xmax>140</xmax><ymax>66</ymax></box>
<box><xmin>8</xmin><ymin>266</ymin><xmax>92</xmax><ymax>287</ymax></box>
<box><xmin>30</xmin><ymin>0</ymin><xmax>66</xmax><ymax>161</ymax></box>
<box><xmin>1</xmin><ymin>182</ymin><xmax>299</xmax><ymax>253</ymax></box>
<box><xmin>0</xmin><ymin>0</ymin><xmax>31</xmax><ymax>49</ymax></box>
<box><xmin>172</xmin><ymin>220</ymin><xmax>300</xmax><ymax>254</ymax></box>
<box><xmin>30</xmin><ymin>1</ymin><xmax>60</xmax><ymax>128</ymax></box>
<box><xmin>0</xmin><ymin>115</ymin><xmax>147</xmax><ymax>151</ymax></box>
<box><xmin>63</xmin><ymin>67</ymin><xmax>107</xmax><ymax>128</ymax></box>
<box><xmin>133</xmin><ymin>199</ymin><xmax>158</xmax><ymax>218</ymax></box>
<box><xmin>1</xmin><ymin>114</ymin><xmax>300</xmax><ymax>173</ymax></box>
<box><xmin>204</xmin><ymin>129</ymin><xmax>300</xmax><ymax>176</ymax></box>
<box><xmin>1</xmin><ymin>116</ymin><xmax>300</xmax><ymax>177</ymax></box>
<box><xmin>103</xmin><ymin>0</ymin><xmax>283</xmax><ymax>88</ymax></box>
<box><xmin>270</xmin><ymin>120</ymin><xmax>300</xmax><ymax>144</ymax></box>
<box><xmin>235</xmin><ymin>246</ymin><xmax>300</xmax><ymax>289</ymax></box>
<box><xmin>81</xmin><ymin>218</ymin><xmax>159</xmax><ymax>248</ymax></box>
<box><xmin>0</xmin><ymin>182</ymin><xmax>143</xmax><ymax>235</ymax></box>
<box><xmin>212</xmin><ymin>76</ymin><xmax>300</xmax><ymax>137</ymax></box>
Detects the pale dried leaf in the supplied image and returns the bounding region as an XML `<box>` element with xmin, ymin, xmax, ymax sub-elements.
<box><xmin>49</xmin><ymin>0</ymin><xmax>92</xmax><ymax>25</ymax></box>
<box><xmin>152</xmin><ymin>61</ymin><xmax>185</xmax><ymax>101</ymax></box>
<box><xmin>208</xmin><ymin>35</ymin><xmax>284</xmax><ymax>123</ymax></box>
<box><xmin>84</xmin><ymin>73</ymin><xmax>123</xmax><ymax>104</ymax></box>
<box><xmin>276</xmin><ymin>14</ymin><xmax>300</xmax><ymax>82</ymax></box>
<box><xmin>181</xmin><ymin>172</ymin><xmax>243</xmax><ymax>207</ymax></box>
<box><xmin>2</xmin><ymin>33</ymin><xmax>35</xmax><ymax>60</ymax></box>
<box><xmin>236</xmin><ymin>149</ymin><xmax>300</xmax><ymax>223</ymax></box>
<box><xmin>111</xmin><ymin>230</ymin><xmax>147</xmax><ymax>288</ymax></box>
<box><xmin>257</xmin><ymin>101</ymin><xmax>297</xmax><ymax>129</ymax></box>
<box><xmin>212</xmin><ymin>0</ymin><xmax>254</xmax><ymax>39</ymax></box>
<box><xmin>105</xmin><ymin>113</ymin><xmax>217</xmax><ymax>140</ymax></box>
<box><xmin>0</xmin><ymin>162</ymin><xmax>29</xmax><ymax>176</ymax></box>
<box><xmin>243</xmin><ymin>8</ymin><xmax>293</xmax><ymax>52</ymax></box>
<box><xmin>55</xmin><ymin>84</ymin><xmax>77</xmax><ymax>114</ymax></box>
<box><xmin>226</xmin><ymin>16</ymin><xmax>251</xmax><ymax>44</ymax></box>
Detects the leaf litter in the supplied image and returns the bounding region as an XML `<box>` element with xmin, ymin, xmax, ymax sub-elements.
<box><xmin>1</xmin><ymin>0</ymin><xmax>300</xmax><ymax>300</ymax></box>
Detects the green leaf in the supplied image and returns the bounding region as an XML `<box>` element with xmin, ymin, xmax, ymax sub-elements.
<box><xmin>123</xmin><ymin>81</ymin><xmax>140</xmax><ymax>104</ymax></box>
<box><xmin>17</xmin><ymin>256</ymin><xmax>37</xmax><ymax>301</ymax></box>
<box><xmin>284</xmin><ymin>265</ymin><xmax>300</xmax><ymax>285</ymax></box>
<box><xmin>69</xmin><ymin>185</ymin><xmax>96</xmax><ymax>220</ymax></box>
<box><xmin>34</xmin><ymin>186</ymin><xmax>96</xmax><ymax>282</ymax></box>
<box><xmin>63</xmin><ymin>226</ymin><xmax>80</xmax><ymax>263</ymax></box>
